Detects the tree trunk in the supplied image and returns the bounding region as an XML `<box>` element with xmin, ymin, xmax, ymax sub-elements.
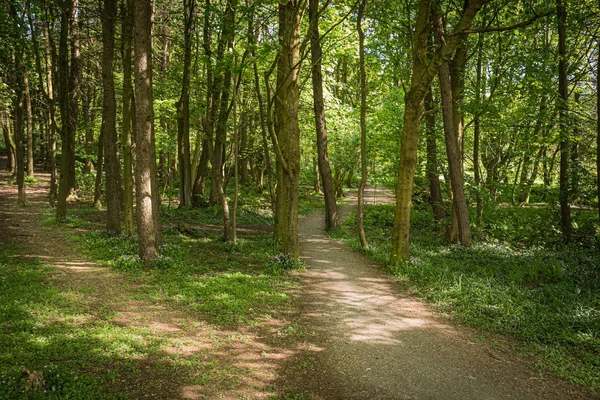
<box><xmin>56</xmin><ymin>0</ymin><xmax>80</xmax><ymax>220</ymax></box>
<box><xmin>9</xmin><ymin>22</ymin><xmax>27</xmax><ymax>204</ymax></box>
<box><xmin>1</xmin><ymin>108</ymin><xmax>16</xmax><ymax>173</ymax></box>
<box><xmin>309</xmin><ymin>0</ymin><xmax>339</xmax><ymax>231</ymax></box>
<box><xmin>43</xmin><ymin>17</ymin><xmax>58</xmax><ymax>205</ymax></box>
<box><xmin>122</xmin><ymin>0</ymin><xmax>135</xmax><ymax>235</ymax></box>
<box><xmin>425</xmin><ymin>90</ymin><xmax>446</xmax><ymax>221</ymax></box>
<box><xmin>134</xmin><ymin>0</ymin><xmax>161</xmax><ymax>261</ymax></box>
<box><xmin>474</xmin><ymin>31</ymin><xmax>483</xmax><ymax>220</ymax></box>
<box><xmin>357</xmin><ymin>0</ymin><xmax>368</xmax><ymax>248</ymax></box>
<box><xmin>390</xmin><ymin>0</ymin><xmax>485</xmax><ymax>264</ymax></box>
<box><xmin>93</xmin><ymin>129</ymin><xmax>104</xmax><ymax>208</ymax></box>
<box><xmin>176</xmin><ymin>0</ymin><xmax>194</xmax><ymax>208</ymax></box>
<box><xmin>557</xmin><ymin>0</ymin><xmax>571</xmax><ymax>239</ymax></box>
<box><xmin>597</xmin><ymin>35</ymin><xmax>600</xmax><ymax>223</ymax></box>
<box><xmin>24</xmin><ymin>72</ymin><xmax>34</xmax><ymax>177</ymax></box>
<box><xmin>273</xmin><ymin>0</ymin><xmax>302</xmax><ymax>258</ymax></box>
<box><xmin>252</xmin><ymin>45</ymin><xmax>276</xmax><ymax>213</ymax></box>
<box><xmin>102</xmin><ymin>0</ymin><xmax>122</xmax><ymax>234</ymax></box>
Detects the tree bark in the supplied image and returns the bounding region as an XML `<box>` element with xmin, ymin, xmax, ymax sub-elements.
<box><xmin>24</xmin><ymin>72</ymin><xmax>34</xmax><ymax>177</ymax></box>
<box><xmin>134</xmin><ymin>0</ymin><xmax>161</xmax><ymax>261</ymax></box>
<box><xmin>93</xmin><ymin>129</ymin><xmax>104</xmax><ymax>208</ymax></box>
<box><xmin>102</xmin><ymin>0</ymin><xmax>122</xmax><ymax>234</ymax></box>
<box><xmin>425</xmin><ymin>90</ymin><xmax>445</xmax><ymax>221</ymax></box>
<box><xmin>557</xmin><ymin>0</ymin><xmax>571</xmax><ymax>239</ymax></box>
<box><xmin>122</xmin><ymin>0</ymin><xmax>135</xmax><ymax>235</ymax></box>
<box><xmin>357</xmin><ymin>0</ymin><xmax>368</xmax><ymax>248</ymax></box>
<box><xmin>1</xmin><ymin>107</ymin><xmax>16</xmax><ymax>173</ymax></box>
<box><xmin>273</xmin><ymin>0</ymin><xmax>302</xmax><ymax>258</ymax></box>
<box><xmin>309</xmin><ymin>0</ymin><xmax>339</xmax><ymax>231</ymax></box>
<box><xmin>176</xmin><ymin>0</ymin><xmax>194</xmax><ymax>208</ymax></box>
<box><xmin>56</xmin><ymin>0</ymin><xmax>80</xmax><ymax>220</ymax></box>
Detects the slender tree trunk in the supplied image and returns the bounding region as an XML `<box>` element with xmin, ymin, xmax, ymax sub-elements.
<box><xmin>357</xmin><ymin>0</ymin><xmax>368</xmax><ymax>248</ymax></box>
<box><xmin>309</xmin><ymin>0</ymin><xmax>339</xmax><ymax>231</ymax></box>
<box><xmin>57</xmin><ymin>0</ymin><xmax>80</xmax><ymax>220</ymax></box>
<box><xmin>93</xmin><ymin>129</ymin><xmax>104</xmax><ymax>208</ymax></box>
<box><xmin>24</xmin><ymin>72</ymin><xmax>34</xmax><ymax>177</ymax></box>
<box><xmin>177</xmin><ymin>0</ymin><xmax>194</xmax><ymax>208</ymax></box>
<box><xmin>434</xmin><ymin>13</ymin><xmax>471</xmax><ymax>247</ymax></box>
<box><xmin>597</xmin><ymin>35</ymin><xmax>600</xmax><ymax>223</ymax></box>
<box><xmin>192</xmin><ymin>0</ymin><xmax>214</xmax><ymax>207</ymax></box>
<box><xmin>232</xmin><ymin>97</ymin><xmax>238</xmax><ymax>244</ymax></box>
<box><xmin>9</xmin><ymin>21</ymin><xmax>27</xmax><ymax>204</ymax></box>
<box><xmin>273</xmin><ymin>0</ymin><xmax>302</xmax><ymax>258</ymax></box>
<box><xmin>253</xmin><ymin>48</ymin><xmax>276</xmax><ymax>213</ymax></box>
<box><xmin>557</xmin><ymin>0</ymin><xmax>571</xmax><ymax>239</ymax></box>
<box><xmin>134</xmin><ymin>0</ymin><xmax>160</xmax><ymax>261</ymax></box>
<box><xmin>102</xmin><ymin>0</ymin><xmax>121</xmax><ymax>233</ymax></box>
<box><xmin>425</xmin><ymin>90</ymin><xmax>445</xmax><ymax>221</ymax></box>
<box><xmin>1</xmin><ymin>108</ymin><xmax>16</xmax><ymax>173</ymax></box>
<box><xmin>43</xmin><ymin>18</ymin><xmax>58</xmax><ymax>205</ymax></box>
<box><xmin>122</xmin><ymin>0</ymin><xmax>135</xmax><ymax>235</ymax></box>
<box><xmin>474</xmin><ymin>32</ymin><xmax>483</xmax><ymax>220</ymax></box>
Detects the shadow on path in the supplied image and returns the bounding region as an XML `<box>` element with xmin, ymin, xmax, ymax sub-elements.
<box><xmin>275</xmin><ymin>192</ymin><xmax>595</xmax><ymax>400</ymax></box>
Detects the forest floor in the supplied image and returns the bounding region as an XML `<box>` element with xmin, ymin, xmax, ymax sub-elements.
<box><xmin>0</xmin><ymin>160</ymin><xmax>596</xmax><ymax>399</ymax></box>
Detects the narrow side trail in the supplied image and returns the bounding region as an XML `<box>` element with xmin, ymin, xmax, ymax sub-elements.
<box><xmin>277</xmin><ymin>189</ymin><xmax>595</xmax><ymax>400</ymax></box>
<box><xmin>0</xmin><ymin>161</ymin><xmax>292</xmax><ymax>399</ymax></box>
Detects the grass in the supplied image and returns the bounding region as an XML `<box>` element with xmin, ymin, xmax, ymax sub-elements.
<box><xmin>331</xmin><ymin>203</ymin><xmax>600</xmax><ymax>391</ymax></box>
<box><xmin>0</xmin><ymin>245</ymin><xmax>156</xmax><ymax>399</ymax></box>
<box><xmin>1</xmin><ymin>195</ymin><xmax>304</xmax><ymax>398</ymax></box>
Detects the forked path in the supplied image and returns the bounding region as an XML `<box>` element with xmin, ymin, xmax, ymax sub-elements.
<box><xmin>278</xmin><ymin>190</ymin><xmax>596</xmax><ymax>400</ymax></box>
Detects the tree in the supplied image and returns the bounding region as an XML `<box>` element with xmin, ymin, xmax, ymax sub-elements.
<box><xmin>273</xmin><ymin>0</ymin><xmax>302</xmax><ymax>258</ymax></box>
<box><xmin>101</xmin><ymin>0</ymin><xmax>121</xmax><ymax>233</ymax></box>
<box><xmin>122</xmin><ymin>0</ymin><xmax>135</xmax><ymax>235</ymax></box>
<box><xmin>56</xmin><ymin>0</ymin><xmax>81</xmax><ymax>221</ymax></box>
<box><xmin>176</xmin><ymin>0</ymin><xmax>194</xmax><ymax>208</ymax></box>
<box><xmin>357</xmin><ymin>0</ymin><xmax>368</xmax><ymax>248</ymax></box>
<box><xmin>390</xmin><ymin>0</ymin><xmax>487</xmax><ymax>264</ymax></box>
<box><xmin>134</xmin><ymin>0</ymin><xmax>161</xmax><ymax>261</ymax></box>
<box><xmin>309</xmin><ymin>0</ymin><xmax>339</xmax><ymax>231</ymax></box>
<box><xmin>557</xmin><ymin>0</ymin><xmax>572</xmax><ymax>239</ymax></box>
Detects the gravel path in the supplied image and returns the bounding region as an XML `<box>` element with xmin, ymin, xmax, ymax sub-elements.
<box><xmin>276</xmin><ymin>192</ymin><xmax>596</xmax><ymax>400</ymax></box>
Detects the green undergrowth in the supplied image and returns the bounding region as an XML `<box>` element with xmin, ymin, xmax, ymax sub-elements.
<box><xmin>0</xmin><ymin>245</ymin><xmax>154</xmax><ymax>399</ymax></box>
<box><xmin>79</xmin><ymin>226</ymin><xmax>299</xmax><ymax>326</ymax></box>
<box><xmin>331</xmin><ymin>204</ymin><xmax>600</xmax><ymax>391</ymax></box>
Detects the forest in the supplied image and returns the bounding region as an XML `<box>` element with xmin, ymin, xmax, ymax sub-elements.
<box><xmin>1</xmin><ymin>0</ymin><xmax>600</xmax><ymax>398</ymax></box>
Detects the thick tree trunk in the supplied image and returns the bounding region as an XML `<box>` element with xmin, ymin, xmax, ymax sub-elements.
<box><xmin>102</xmin><ymin>0</ymin><xmax>122</xmax><ymax>234</ymax></box>
<box><xmin>176</xmin><ymin>0</ymin><xmax>194</xmax><ymax>208</ymax></box>
<box><xmin>24</xmin><ymin>72</ymin><xmax>34</xmax><ymax>177</ymax></box>
<box><xmin>122</xmin><ymin>0</ymin><xmax>135</xmax><ymax>235</ymax></box>
<box><xmin>309</xmin><ymin>0</ymin><xmax>339</xmax><ymax>231</ymax></box>
<box><xmin>357</xmin><ymin>0</ymin><xmax>368</xmax><ymax>248</ymax></box>
<box><xmin>134</xmin><ymin>0</ymin><xmax>161</xmax><ymax>261</ymax></box>
<box><xmin>273</xmin><ymin>0</ymin><xmax>302</xmax><ymax>258</ymax></box>
<box><xmin>557</xmin><ymin>0</ymin><xmax>571</xmax><ymax>239</ymax></box>
<box><xmin>425</xmin><ymin>90</ymin><xmax>446</xmax><ymax>221</ymax></box>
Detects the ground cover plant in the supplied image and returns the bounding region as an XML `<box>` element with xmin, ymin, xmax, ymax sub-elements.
<box><xmin>331</xmin><ymin>203</ymin><xmax>600</xmax><ymax>391</ymax></box>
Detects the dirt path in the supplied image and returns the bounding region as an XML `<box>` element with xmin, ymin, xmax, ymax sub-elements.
<box><xmin>0</xmin><ymin>162</ymin><xmax>291</xmax><ymax>399</ymax></box>
<box><xmin>275</xmin><ymin>192</ymin><xmax>596</xmax><ymax>399</ymax></box>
